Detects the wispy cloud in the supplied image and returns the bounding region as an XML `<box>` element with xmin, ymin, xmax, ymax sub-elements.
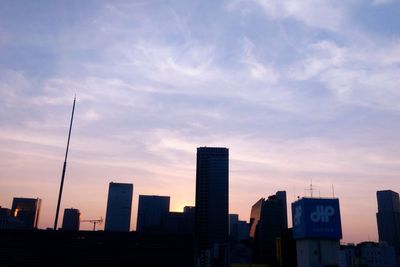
<box><xmin>227</xmin><ymin>0</ymin><xmax>346</xmax><ymax>31</ymax></box>
<box><xmin>370</xmin><ymin>0</ymin><xmax>395</xmax><ymax>5</ymax></box>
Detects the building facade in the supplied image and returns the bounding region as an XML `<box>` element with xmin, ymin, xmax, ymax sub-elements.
<box><xmin>137</xmin><ymin>195</ymin><xmax>170</xmax><ymax>232</ymax></box>
<box><xmin>376</xmin><ymin>190</ymin><xmax>400</xmax><ymax>258</ymax></box>
<box><xmin>104</xmin><ymin>182</ymin><xmax>133</xmax><ymax>232</ymax></box>
<box><xmin>62</xmin><ymin>208</ymin><xmax>80</xmax><ymax>231</ymax></box>
<box><xmin>11</xmin><ymin>197</ymin><xmax>41</xmax><ymax>229</ymax></box>
<box><xmin>195</xmin><ymin>147</ymin><xmax>229</xmax><ymax>267</ymax></box>
<box><xmin>249</xmin><ymin>191</ymin><xmax>288</xmax><ymax>266</ymax></box>
<box><xmin>340</xmin><ymin>242</ymin><xmax>396</xmax><ymax>267</ymax></box>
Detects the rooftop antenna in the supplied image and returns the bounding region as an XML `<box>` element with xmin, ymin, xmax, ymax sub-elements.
<box><xmin>54</xmin><ymin>95</ymin><xmax>76</xmax><ymax>230</ymax></box>
<box><xmin>305</xmin><ymin>179</ymin><xmax>315</xmax><ymax>198</ymax></box>
<box><xmin>332</xmin><ymin>184</ymin><xmax>335</xmax><ymax>198</ymax></box>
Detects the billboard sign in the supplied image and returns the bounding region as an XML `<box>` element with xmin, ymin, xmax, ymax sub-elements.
<box><xmin>292</xmin><ymin>198</ymin><xmax>342</xmax><ymax>239</ymax></box>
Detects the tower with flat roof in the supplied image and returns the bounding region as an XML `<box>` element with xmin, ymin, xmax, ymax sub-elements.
<box><xmin>376</xmin><ymin>190</ymin><xmax>400</xmax><ymax>258</ymax></box>
<box><xmin>104</xmin><ymin>182</ymin><xmax>133</xmax><ymax>232</ymax></box>
<box><xmin>137</xmin><ymin>195</ymin><xmax>170</xmax><ymax>232</ymax></box>
<box><xmin>62</xmin><ymin>208</ymin><xmax>80</xmax><ymax>231</ymax></box>
<box><xmin>11</xmin><ymin>197</ymin><xmax>41</xmax><ymax>229</ymax></box>
<box><xmin>195</xmin><ymin>147</ymin><xmax>229</xmax><ymax>266</ymax></box>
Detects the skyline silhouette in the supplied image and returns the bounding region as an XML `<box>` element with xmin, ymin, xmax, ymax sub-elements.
<box><xmin>0</xmin><ymin>135</ymin><xmax>394</xmax><ymax>245</ymax></box>
<box><xmin>1</xmin><ymin>1</ymin><xmax>400</xmax><ymax>244</ymax></box>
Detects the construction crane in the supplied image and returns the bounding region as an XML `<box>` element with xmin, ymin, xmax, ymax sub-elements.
<box><xmin>80</xmin><ymin>217</ymin><xmax>103</xmax><ymax>231</ymax></box>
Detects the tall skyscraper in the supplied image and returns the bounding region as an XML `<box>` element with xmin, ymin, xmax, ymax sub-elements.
<box><xmin>376</xmin><ymin>190</ymin><xmax>400</xmax><ymax>256</ymax></box>
<box><xmin>62</xmin><ymin>208</ymin><xmax>80</xmax><ymax>231</ymax></box>
<box><xmin>11</xmin><ymin>198</ymin><xmax>41</xmax><ymax>229</ymax></box>
<box><xmin>249</xmin><ymin>191</ymin><xmax>288</xmax><ymax>265</ymax></box>
<box><xmin>195</xmin><ymin>147</ymin><xmax>229</xmax><ymax>266</ymax></box>
<box><xmin>136</xmin><ymin>195</ymin><xmax>170</xmax><ymax>232</ymax></box>
<box><xmin>104</xmin><ymin>182</ymin><xmax>133</xmax><ymax>232</ymax></box>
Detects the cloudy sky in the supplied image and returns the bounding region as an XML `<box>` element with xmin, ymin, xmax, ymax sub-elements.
<box><xmin>1</xmin><ymin>0</ymin><xmax>400</xmax><ymax>242</ymax></box>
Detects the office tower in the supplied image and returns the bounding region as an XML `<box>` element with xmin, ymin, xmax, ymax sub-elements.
<box><xmin>195</xmin><ymin>147</ymin><xmax>229</xmax><ymax>266</ymax></box>
<box><xmin>250</xmin><ymin>191</ymin><xmax>288</xmax><ymax>265</ymax></box>
<box><xmin>11</xmin><ymin>198</ymin><xmax>41</xmax><ymax>229</ymax></box>
<box><xmin>104</xmin><ymin>182</ymin><xmax>133</xmax><ymax>232</ymax></box>
<box><xmin>136</xmin><ymin>195</ymin><xmax>170</xmax><ymax>232</ymax></box>
<box><xmin>292</xmin><ymin>197</ymin><xmax>342</xmax><ymax>267</ymax></box>
<box><xmin>62</xmin><ymin>208</ymin><xmax>80</xmax><ymax>231</ymax></box>
<box><xmin>376</xmin><ymin>190</ymin><xmax>400</xmax><ymax>256</ymax></box>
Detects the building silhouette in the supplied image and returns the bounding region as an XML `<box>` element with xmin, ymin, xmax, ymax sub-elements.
<box><xmin>340</xmin><ymin>241</ymin><xmax>396</xmax><ymax>267</ymax></box>
<box><xmin>62</xmin><ymin>208</ymin><xmax>80</xmax><ymax>231</ymax></box>
<box><xmin>376</xmin><ymin>190</ymin><xmax>400</xmax><ymax>259</ymax></box>
<box><xmin>229</xmin><ymin>214</ymin><xmax>251</xmax><ymax>265</ymax></box>
<box><xmin>11</xmin><ymin>197</ymin><xmax>41</xmax><ymax>229</ymax></box>
<box><xmin>184</xmin><ymin>206</ymin><xmax>195</xmax><ymax>214</ymax></box>
<box><xmin>229</xmin><ymin>214</ymin><xmax>249</xmax><ymax>243</ymax></box>
<box><xmin>249</xmin><ymin>191</ymin><xmax>288</xmax><ymax>266</ymax></box>
<box><xmin>0</xmin><ymin>229</ymin><xmax>195</xmax><ymax>267</ymax></box>
<box><xmin>162</xmin><ymin>207</ymin><xmax>195</xmax><ymax>234</ymax></box>
<box><xmin>195</xmin><ymin>147</ymin><xmax>229</xmax><ymax>266</ymax></box>
<box><xmin>0</xmin><ymin>207</ymin><xmax>12</xmax><ymax>229</ymax></box>
<box><xmin>137</xmin><ymin>195</ymin><xmax>170</xmax><ymax>232</ymax></box>
<box><xmin>104</xmin><ymin>182</ymin><xmax>133</xmax><ymax>232</ymax></box>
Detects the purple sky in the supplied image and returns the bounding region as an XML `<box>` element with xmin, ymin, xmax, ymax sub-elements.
<box><xmin>1</xmin><ymin>0</ymin><xmax>400</xmax><ymax>243</ymax></box>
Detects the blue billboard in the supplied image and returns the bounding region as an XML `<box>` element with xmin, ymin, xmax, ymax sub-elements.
<box><xmin>292</xmin><ymin>198</ymin><xmax>342</xmax><ymax>240</ymax></box>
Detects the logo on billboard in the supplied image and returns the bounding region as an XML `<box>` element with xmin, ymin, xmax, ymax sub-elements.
<box><xmin>310</xmin><ymin>205</ymin><xmax>335</xmax><ymax>223</ymax></box>
<box><xmin>294</xmin><ymin>206</ymin><xmax>303</xmax><ymax>226</ymax></box>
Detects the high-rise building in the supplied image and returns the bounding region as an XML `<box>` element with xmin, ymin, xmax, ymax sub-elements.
<box><xmin>249</xmin><ymin>191</ymin><xmax>288</xmax><ymax>265</ymax></box>
<box><xmin>104</xmin><ymin>182</ymin><xmax>133</xmax><ymax>232</ymax></box>
<box><xmin>136</xmin><ymin>195</ymin><xmax>170</xmax><ymax>232</ymax></box>
<box><xmin>62</xmin><ymin>208</ymin><xmax>80</xmax><ymax>231</ymax></box>
<box><xmin>11</xmin><ymin>198</ymin><xmax>41</xmax><ymax>229</ymax></box>
<box><xmin>376</xmin><ymin>190</ymin><xmax>400</xmax><ymax>257</ymax></box>
<box><xmin>195</xmin><ymin>146</ymin><xmax>229</xmax><ymax>266</ymax></box>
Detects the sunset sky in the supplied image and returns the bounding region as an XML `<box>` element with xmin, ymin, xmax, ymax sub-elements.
<box><xmin>1</xmin><ymin>0</ymin><xmax>400</xmax><ymax>243</ymax></box>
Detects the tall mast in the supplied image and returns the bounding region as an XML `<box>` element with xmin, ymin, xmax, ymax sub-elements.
<box><xmin>54</xmin><ymin>96</ymin><xmax>76</xmax><ymax>230</ymax></box>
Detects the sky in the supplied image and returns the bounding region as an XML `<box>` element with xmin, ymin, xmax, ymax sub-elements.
<box><xmin>0</xmin><ymin>0</ymin><xmax>400</xmax><ymax>243</ymax></box>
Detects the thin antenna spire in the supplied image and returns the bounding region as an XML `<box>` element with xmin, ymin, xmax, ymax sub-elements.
<box><xmin>305</xmin><ymin>178</ymin><xmax>315</xmax><ymax>198</ymax></box>
<box><xmin>54</xmin><ymin>96</ymin><xmax>76</xmax><ymax>230</ymax></box>
<box><xmin>332</xmin><ymin>184</ymin><xmax>335</xmax><ymax>198</ymax></box>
